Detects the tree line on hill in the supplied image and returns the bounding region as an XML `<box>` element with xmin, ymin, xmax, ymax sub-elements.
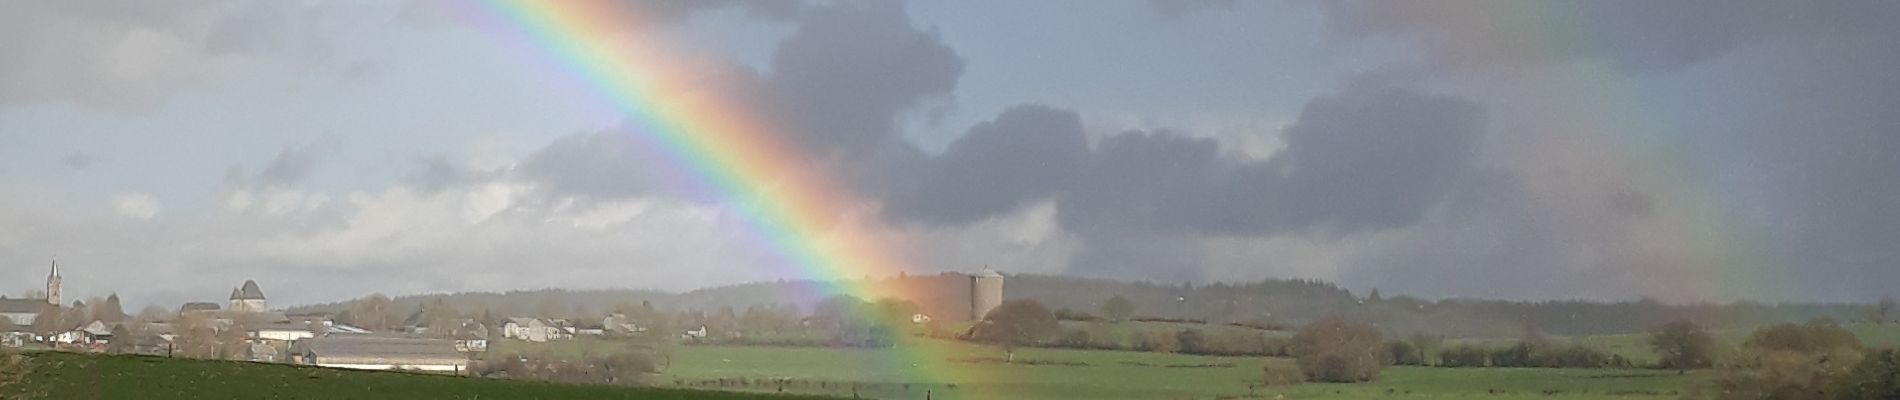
<box><xmin>287</xmin><ymin>275</ymin><xmax>1893</xmax><ymax>340</ymax></box>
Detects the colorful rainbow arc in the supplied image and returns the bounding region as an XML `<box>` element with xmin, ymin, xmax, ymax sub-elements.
<box><xmin>471</xmin><ymin>0</ymin><xmax>985</xmax><ymax>394</ymax></box>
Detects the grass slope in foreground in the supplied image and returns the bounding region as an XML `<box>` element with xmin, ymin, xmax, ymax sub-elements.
<box><xmin>1</xmin><ymin>351</ymin><xmax>836</xmax><ymax>400</ymax></box>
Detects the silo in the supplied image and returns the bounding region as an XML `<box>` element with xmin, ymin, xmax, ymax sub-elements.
<box><xmin>970</xmin><ymin>268</ymin><xmax>1005</xmax><ymax>321</ymax></box>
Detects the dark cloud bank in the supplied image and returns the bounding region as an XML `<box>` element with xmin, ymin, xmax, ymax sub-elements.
<box><xmin>428</xmin><ymin>0</ymin><xmax>1900</xmax><ymax>301</ymax></box>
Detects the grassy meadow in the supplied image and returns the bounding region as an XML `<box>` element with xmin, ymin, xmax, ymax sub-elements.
<box><xmin>498</xmin><ymin>337</ymin><xmax>1702</xmax><ymax>400</ymax></box>
<box><xmin>0</xmin><ymin>350</ymin><xmax>835</xmax><ymax>400</ymax></box>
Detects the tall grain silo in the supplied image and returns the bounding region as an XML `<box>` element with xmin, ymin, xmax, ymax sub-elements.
<box><xmin>970</xmin><ymin>267</ymin><xmax>1005</xmax><ymax>321</ymax></box>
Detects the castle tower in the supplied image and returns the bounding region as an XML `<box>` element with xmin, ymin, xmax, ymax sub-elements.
<box><xmin>46</xmin><ymin>258</ymin><xmax>61</xmax><ymax>306</ymax></box>
<box><xmin>970</xmin><ymin>267</ymin><xmax>1004</xmax><ymax>321</ymax></box>
<box><xmin>230</xmin><ymin>280</ymin><xmax>267</xmax><ymax>312</ymax></box>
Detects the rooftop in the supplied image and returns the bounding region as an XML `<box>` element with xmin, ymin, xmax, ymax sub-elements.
<box><xmin>232</xmin><ymin>280</ymin><xmax>266</xmax><ymax>300</ymax></box>
<box><xmin>299</xmin><ymin>336</ymin><xmax>467</xmax><ymax>363</ymax></box>
<box><xmin>0</xmin><ymin>298</ymin><xmax>47</xmax><ymax>314</ymax></box>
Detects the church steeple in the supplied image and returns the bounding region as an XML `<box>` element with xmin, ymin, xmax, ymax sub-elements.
<box><xmin>46</xmin><ymin>257</ymin><xmax>61</xmax><ymax>306</ymax></box>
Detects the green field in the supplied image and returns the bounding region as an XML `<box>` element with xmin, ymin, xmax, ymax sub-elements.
<box><xmin>0</xmin><ymin>351</ymin><xmax>833</xmax><ymax>400</ymax></box>
<box><xmin>498</xmin><ymin>338</ymin><xmax>1700</xmax><ymax>400</ymax></box>
<box><xmin>22</xmin><ymin>324</ymin><xmax>1897</xmax><ymax>399</ymax></box>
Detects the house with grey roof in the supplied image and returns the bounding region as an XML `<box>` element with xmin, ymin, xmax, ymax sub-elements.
<box><xmin>0</xmin><ymin>298</ymin><xmax>48</xmax><ymax>327</ymax></box>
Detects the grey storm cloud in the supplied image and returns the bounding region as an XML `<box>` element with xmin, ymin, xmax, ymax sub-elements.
<box><xmin>1319</xmin><ymin>0</ymin><xmax>1900</xmax><ymax>73</ymax></box>
<box><xmin>402</xmin><ymin>0</ymin><xmax>801</xmax><ymax>29</ymax></box>
<box><xmin>897</xmin><ymin>84</ymin><xmax>1485</xmax><ymax>238</ymax></box>
<box><xmin>887</xmin><ymin>105</ymin><xmax>1089</xmax><ymax>225</ymax></box>
<box><xmin>1316</xmin><ymin>0</ymin><xmax>1900</xmax><ymax>300</ymax></box>
<box><xmin>763</xmin><ymin>0</ymin><xmax>962</xmax><ymax>158</ymax></box>
<box><xmin>1269</xmin><ymin>85</ymin><xmax>1482</xmax><ymax>233</ymax></box>
<box><xmin>490</xmin><ymin>0</ymin><xmax>961</xmax><ymax>204</ymax></box>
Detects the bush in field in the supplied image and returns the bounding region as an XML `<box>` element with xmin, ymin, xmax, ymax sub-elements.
<box><xmin>1385</xmin><ymin>340</ymin><xmax>1423</xmax><ymax>366</ymax></box>
<box><xmin>1834</xmin><ymin>348</ymin><xmax>1900</xmax><ymax>400</ymax></box>
<box><xmin>1137</xmin><ymin>329</ymin><xmax>1181</xmax><ymax>353</ymax></box>
<box><xmin>1052</xmin><ymin>308</ymin><xmax>1101</xmax><ymax>322</ymax></box>
<box><xmin>1176</xmin><ymin>329</ymin><xmax>1208</xmax><ymax>354</ymax></box>
<box><xmin>1439</xmin><ymin>344</ymin><xmax>1488</xmax><ymax>368</ymax></box>
<box><xmin>1490</xmin><ymin>342</ymin><xmax>1534</xmax><ymax>367</ymax></box>
<box><xmin>1290</xmin><ymin>317</ymin><xmax>1384</xmax><ymax>383</ymax></box>
<box><xmin>1055</xmin><ymin>327</ymin><xmax>1092</xmax><ymax>349</ymax></box>
<box><xmin>1743</xmin><ymin>319</ymin><xmax>1861</xmax><ymax>354</ymax></box>
<box><xmin>1650</xmin><ymin>320</ymin><xmax>1716</xmax><ymax>371</ymax></box>
<box><xmin>1691</xmin><ymin>319</ymin><xmax>1869</xmax><ymax>400</ymax></box>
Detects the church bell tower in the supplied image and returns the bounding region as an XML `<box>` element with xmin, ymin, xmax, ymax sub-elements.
<box><xmin>46</xmin><ymin>258</ymin><xmax>61</xmax><ymax>306</ymax></box>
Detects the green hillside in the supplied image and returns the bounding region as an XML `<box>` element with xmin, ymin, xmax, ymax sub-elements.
<box><xmin>0</xmin><ymin>351</ymin><xmax>834</xmax><ymax>400</ymax></box>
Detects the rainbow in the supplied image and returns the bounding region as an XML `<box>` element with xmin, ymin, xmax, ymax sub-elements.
<box><xmin>454</xmin><ymin>0</ymin><xmax>988</xmax><ymax>395</ymax></box>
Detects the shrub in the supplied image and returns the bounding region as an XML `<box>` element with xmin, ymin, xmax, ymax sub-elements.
<box><xmin>1385</xmin><ymin>340</ymin><xmax>1423</xmax><ymax>366</ymax></box>
<box><xmin>1650</xmin><ymin>320</ymin><xmax>1715</xmax><ymax>370</ymax></box>
<box><xmin>1290</xmin><ymin>317</ymin><xmax>1384</xmax><ymax>383</ymax></box>
<box><xmin>1052</xmin><ymin>308</ymin><xmax>1102</xmax><ymax>322</ymax></box>
<box><xmin>1834</xmin><ymin>348</ymin><xmax>1900</xmax><ymax>400</ymax></box>
<box><xmin>1743</xmin><ymin>319</ymin><xmax>1861</xmax><ymax>355</ymax></box>
<box><xmin>1137</xmin><ymin>329</ymin><xmax>1180</xmax><ymax>353</ymax></box>
<box><xmin>1176</xmin><ymin>329</ymin><xmax>1208</xmax><ymax>354</ymax></box>
<box><xmin>1439</xmin><ymin>344</ymin><xmax>1488</xmax><ymax>368</ymax></box>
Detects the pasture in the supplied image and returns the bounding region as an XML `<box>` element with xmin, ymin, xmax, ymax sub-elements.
<box><xmin>502</xmin><ymin>338</ymin><xmax>1702</xmax><ymax>399</ymax></box>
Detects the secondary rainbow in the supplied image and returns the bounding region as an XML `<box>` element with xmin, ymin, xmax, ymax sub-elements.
<box><xmin>463</xmin><ymin>0</ymin><xmax>985</xmax><ymax>394</ymax></box>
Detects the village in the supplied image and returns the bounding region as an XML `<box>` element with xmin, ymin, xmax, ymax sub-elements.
<box><xmin>0</xmin><ymin>259</ymin><xmax>1009</xmax><ymax>376</ymax></box>
<box><xmin>2</xmin><ymin>259</ymin><xmax>686</xmax><ymax>374</ymax></box>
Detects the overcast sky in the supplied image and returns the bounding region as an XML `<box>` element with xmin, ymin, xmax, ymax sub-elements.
<box><xmin>3</xmin><ymin>0</ymin><xmax>1897</xmax><ymax>309</ymax></box>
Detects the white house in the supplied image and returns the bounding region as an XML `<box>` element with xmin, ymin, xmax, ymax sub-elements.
<box><xmin>252</xmin><ymin>322</ymin><xmax>316</xmax><ymax>341</ymax></box>
<box><xmin>501</xmin><ymin>317</ymin><xmax>559</xmax><ymax>342</ymax></box>
<box><xmin>295</xmin><ymin>336</ymin><xmax>469</xmax><ymax>374</ymax></box>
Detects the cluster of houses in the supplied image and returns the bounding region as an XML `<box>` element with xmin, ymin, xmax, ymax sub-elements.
<box><xmin>0</xmin><ymin>260</ymin><xmax>665</xmax><ymax>375</ymax></box>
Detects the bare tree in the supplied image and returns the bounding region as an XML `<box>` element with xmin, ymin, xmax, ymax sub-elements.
<box><xmin>133</xmin><ymin>305</ymin><xmax>170</xmax><ymax>323</ymax></box>
<box><xmin>1290</xmin><ymin>317</ymin><xmax>1385</xmax><ymax>383</ymax></box>
<box><xmin>344</xmin><ymin>294</ymin><xmax>399</xmax><ymax>332</ymax></box>
<box><xmin>175</xmin><ymin>313</ymin><xmax>218</xmax><ymax>359</ymax></box>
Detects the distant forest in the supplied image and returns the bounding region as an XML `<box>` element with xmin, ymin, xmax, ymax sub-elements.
<box><xmin>287</xmin><ymin>274</ymin><xmax>1877</xmax><ymax>338</ymax></box>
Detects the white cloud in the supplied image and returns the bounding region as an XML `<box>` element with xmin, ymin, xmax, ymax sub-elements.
<box><xmin>112</xmin><ymin>192</ymin><xmax>159</xmax><ymax>220</ymax></box>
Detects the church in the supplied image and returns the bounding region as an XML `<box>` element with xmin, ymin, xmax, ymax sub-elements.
<box><xmin>0</xmin><ymin>259</ymin><xmax>62</xmax><ymax>327</ymax></box>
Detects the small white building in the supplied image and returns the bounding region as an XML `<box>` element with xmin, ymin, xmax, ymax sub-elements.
<box><xmin>295</xmin><ymin>337</ymin><xmax>470</xmax><ymax>374</ymax></box>
<box><xmin>501</xmin><ymin>317</ymin><xmax>561</xmax><ymax>342</ymax></box>
<box><xmin>252</xmin><ymin>322</ymin><xmax>316</xmax><ymax>342</ymax></box>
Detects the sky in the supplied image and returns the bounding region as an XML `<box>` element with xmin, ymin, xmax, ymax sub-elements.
<box><xmin>2</xmin><ymin>0</ymin><xmax>1898</xmax><ymax>309</ymax></box>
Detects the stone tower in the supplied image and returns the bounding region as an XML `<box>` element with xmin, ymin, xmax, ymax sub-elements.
<box><xmin>45</xmin><ymin>258</ymin><xmax>61</xmax><ymax>306</ymax></box>
<box><xmin>230</xmin><ymin>280</ymin><xmax>267</xmax><ymax>312</ymax></box>
<box><xmin>970</xmin><ymin>267</ymin><xmax>1004</xmax><ymax>321</ymax></box>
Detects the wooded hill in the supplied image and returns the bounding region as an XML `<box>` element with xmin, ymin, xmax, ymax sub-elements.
<box><xmin>288</xmin><ymin>274</ymin><xmax>1876</xmax><ymax>338</ymax></box>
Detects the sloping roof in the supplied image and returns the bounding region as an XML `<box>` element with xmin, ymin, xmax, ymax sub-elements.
<box><xmin>505</xmin><ymin>317</ymin><xmax>541</xmax><ymax>327</ymax></box>
<box><xmin>253</xmin><ymin>321</ymin><xmax>314</xmax><ymax>332</ymax></box>
<box><xmin>179</xmin><ymin>302</ymin><xmax>221</xmax><ymax>312</ymax></box>
<box><xmin>300</xmin><ymin>337</ymin><xmax>467</xmax><ymax>365</ymax></box>
<box><xmin>0</xmin><ymin>298</ymin><xmax>47</xmax><ymax>314</ymax></box>
<box><xmin>234</xmin><ymin>280</ymin><xmax>266</xmax><ymax>300</ymax></box>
